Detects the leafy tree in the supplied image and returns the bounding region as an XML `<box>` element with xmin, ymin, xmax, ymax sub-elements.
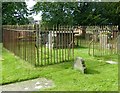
<box><xmin>32</xmin><ymin>2</ymin><xmax>120</xmax><ymax>26</ymax></box>
<box><xmin>2</xmin><ymin>2</ymin><xmax>30</xmax><ymax>25</ymax></box>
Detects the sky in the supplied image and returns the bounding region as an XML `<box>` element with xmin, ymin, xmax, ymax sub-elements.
<box><xmin>25</xmin><ymin>0</ymin><xmax>42</xmax><ymax>21</ymax></box>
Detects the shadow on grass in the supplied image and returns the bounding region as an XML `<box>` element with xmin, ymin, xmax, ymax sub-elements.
<box><xmin>85</xmin><ymin>68</ymin><xmax>100</xmax><ymax>74</ymax></box>
<box><xmin>34</xmin><ymin>60</ymin><xmax>74</xmax><ymax>68</ymax></box>
<box><xmin>74</xmin><ymin>45</ymin><xmax>88</xmax><ymax>49</ymax></box>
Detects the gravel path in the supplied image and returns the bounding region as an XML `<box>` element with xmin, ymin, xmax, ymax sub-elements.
<box><xmin>1</xmin><ymin>78</ymin><xmax>54</xmax><ymax>91</ymax></box>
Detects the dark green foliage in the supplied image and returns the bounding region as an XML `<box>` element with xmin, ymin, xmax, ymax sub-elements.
<box><xmin>2</xmin><ymin>2</ymin><xmax>30</xmax><ymax>25</ymax></box>
<box><xmin>33</xmin><ymin>2</ymin><xmax>120</xmax><ymax>26</ymax></box>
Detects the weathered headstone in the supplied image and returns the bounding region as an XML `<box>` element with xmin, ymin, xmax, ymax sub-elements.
<box><xmin>74</xmin><ymin>57</ymin><xmax>86</xmax><ymax>74</ymax></box>
<box><xmin>106</xmin><ymin>60</ymin><xmax>118</xmax><ymax>64</ymax></box>
<box><xmin>46</xmin><ymin>31</ymin><xmax>53</xmax><ymax>49</ymax></box>
<box><xmin>99</xmin><ymin>34</ymin><xmax>108</xmax><ymax>49</ymax></box>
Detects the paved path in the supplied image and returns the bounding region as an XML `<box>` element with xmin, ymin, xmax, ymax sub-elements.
<box><xmin>1</xmin><ymin>78</ymin><xmax>54</xmax><ymax>91</ymax></box>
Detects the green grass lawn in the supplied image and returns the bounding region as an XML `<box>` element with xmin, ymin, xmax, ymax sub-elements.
<box><xmin>1</xmin><ymin>47</ymin><xmax>118</xmax><ymax>91</ymax></box>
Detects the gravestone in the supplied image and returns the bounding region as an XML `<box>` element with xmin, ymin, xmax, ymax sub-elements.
<box><xmin>106</xmin><ymin>60</ymin><xmax>118</xmax><ymax>64</ymax></box>
<box><xmin>99</xmin><ymin>34</ymin><xmax>108</xmax><ymax>49</ymax></box>
<box><xmin>46</xmin><ymin>31</ymin><xmax>54</xmax><ymax>49</ymax></box>
<box><xmin>74</xmin><ymin>57</ymin><xmax>86</xmax><ymax>74</ymax></box>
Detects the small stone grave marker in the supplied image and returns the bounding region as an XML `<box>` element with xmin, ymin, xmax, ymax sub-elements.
<box><xmin>106</xmin><ymin>61</ymin><xmax>118</xmax><ymax>64</ymax></box>
<box><xmin>74</xmin><ymin>57</ymin><xmax>86</xmax><ymax>74</ymax></box>
<box><xmin>46</xmin><ymin>31</ymin><xmax>53</xmax><ymax>49</ymax></box>
<box><xmin>99</xmin><ymin>34</ymin><xmax>108</xmax><ymax>49</ymax></box>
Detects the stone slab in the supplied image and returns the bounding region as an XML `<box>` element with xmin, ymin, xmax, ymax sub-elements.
<box><xmin>1</xmin><ymin>78</ymin><xmax>54</xmax><ymax>91</ymax></box>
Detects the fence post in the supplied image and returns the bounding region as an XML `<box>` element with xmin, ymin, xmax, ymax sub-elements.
<box><xmin>35</xmin><ymin>24</ymin><xmax>40</xmax><ymax>66</ymax></box>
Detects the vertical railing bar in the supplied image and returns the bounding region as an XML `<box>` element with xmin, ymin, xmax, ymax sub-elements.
<box><xmin>31</xmin><ymin>25</ymin><xmax>34</xmax><ymax>65</ymax></box>
<box><xmin>67</xmin><ymin>25</ymin><xmax>70</xmax><ymax>61</ymax></box>
<box><xmin>42</xmin><ymin>26</ymin><xmax>45</xmax><ymax>66</ymax></box>
<box><xmin>36</xmin><ymin>24</ymin><xmax>39</xmax><ymax>65</ymax></box>
<box><xmin>20</xmin><ymin>26</ymin><xmax>22</xmax><ymax>59</ymax></box>
<box><xmin>105</xmin><ymin>27</ymin><xmax>107</xmax><ymax>55</ymax></box>
<box><xmin>50</xmin><ymin>26</ymin><xmax>54</xmax><ymax>64</ymax></box>
<box><xmin>62</xmin><ymin>25</ymin><xmax>64</xmax><ymax>62</ymax></box>
<box><xmin>12</xmin><ymin>26</ymin><xmax>15</xmax><ymax>55</ymax></box>
<box><xmin>26</xmin><ymin>25</ymin><xmax>28</xmax><ymax>62</ymax></box>
<box><xmin>66</xmin><ymin>25</ymin><xmax>68</xmax><ymax>61</ymax></box>
<box><xmin>39</xmin><ymin>24</ymin><xmax>42</xmax><ymax>66</ymax></box>
<box><xmin>12</xmin><ymin>28</ymin><xmax>15</xmax><ymax>54</ymax></box>
<box><xmin>103</xmin><ymin>25</ymin><xmax>105</xmax><ymax>56</ymax></box>
<box><xmin>65</xmin><ymin>26</ymin><xmax>67</xmax><ymax>61</ymax></box>
<box><xmin>16</xmin><ymin>26</ymin><xmax>18</xmax><ymax>56</ymax></box>
<box><xmin>33</xmin><ymin>25</ymin><xmax>36</xmax><ymax>66</ymax></box>
<box><xmin>59</xmin><ymin>25</ymin><xmax>61</xmax><ymax>62</ymax></box>
<box><xmin>11</xmin><ymin>28</ymin><xmax>13</xmax><ymax>53</ymax></box>
<box><xmin>72</xmin><ymin>25</ymin><xmax>74</xmax><ymax>61</ymax></box>
<box><xmin>6</xmin><ymin>26</ymin><xmax>8</xmax><ymax>50</ymax></box>
<box><xmin>69</xmin><ymin>25</ymin><xmax>71</xmax><ymax>60</ymax></box>
<box><xmin>101</xmin><ymin>25</ymin><xmax>103</xmax><ymax>56</ymax></box>
<box><xmin>9</xmin><ymin>26</ymin><xmax>11</xmax><ymax>52</ymax></box>
<box><xmin>35</xmin><ymin>24</ymin><xmax>38</xmax><ymax>66</ymax></box>
<box><xmin>44</xmin><ymin>26</ymin><xmax>47</xmax><ymax>65</ymax></box>
<box><xmin>25</xmin><ymin>26</ymin><xmax>27</xmax><ymax>61</ymax></box>
<box><xmin>8</xmin><ymin>27</ymin><xmax>10</xmax><ymax>50</ymax></box>
<box><xmin>30</xmin><ymin>25</ymin><xmax>32</xmax><ymax>64</ymax></box>
<box><xmin>21</xmin><ymin>26</ymin><xmax>23</xmax><ymax>60</ymax></box>
<box><xmin>61</xmin><ymin>26</ymin><xmax>63</xmax><ymax>61</ymax></box>
<box><xmin>23</xmin><ymin>25</ymin><xmax>25</xmax><ymax>60</ymax></box>
<box><xmin>53</xmin><ymin>25</ymin><xmax>55</xmax><ymax>64</ymax></box>
<box><xmin>30</xmin><ymin>26</ymin><xmax>32</xmax><ymax>64</ymax></box>
<box><xmin>46</xmin><ymin>26</ymin><xmax>48</xmax><ymax>65</ymax></box>
<box><xmin>58</xmin><ymin>25</ymin><xmax>59</xmax><ymax>63</ymax></box>
<box><xmin>103</xmin><ymin>27</ymin><xmax>105</xmax><ymax>56</ymax></box>
<box><xmin>5</xmin><ymin>27</ymin><xmax>7</xmax><ymax>49</ymax></box>
<box><xmin>17</xmin><ymin>25</ymin><xmax>19</xmax><ymax>57</ymax></box>
<box><xmin>43</xmin><ymin>28</ymin><xmax>46</xmax><ymax>65</ymax></box>
<box><xmin>46</xmin><ymin>26</ymin><xmax>49</xmax><ymax>65</ymax></box>
<box><xmin>11</xmin><ymin>27</ymin><xmax>13</xmax><ymax>53</ymax></box>
<box><xmin>54</xmin><ymin>26</ymin><xmax>56</xmax><ymax>63</ymax></box>
<box><xmin>63</xmin><ymin>26</ymin><xmax>65</xmax><ymax>61</ymax></box>
<box><xmin>71</xmin><ymin>25</ymin><xmax>73</xmax><ymax>60</ymax></box>
<box><xmin>93</xmin><ymin>26</ymin><xmax>95</xmax><ymax>56</ymax></box>
<box><xmin>9</xmin><ymin>26</ymin><xmax>10</xmax><ymax>51</ymax></box>
<box><xmin>56</xmin><ymin>25</ymin><xmax>58</xmax><ymax>63</ymax></box>
<box><xmin>6</xmin><ymin>27</ymin><xmax>8</xmax><ymax>49</ymax></box>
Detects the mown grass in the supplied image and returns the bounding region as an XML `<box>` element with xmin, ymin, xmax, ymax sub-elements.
<box><xmin>6</xmin><ymin>41</ymin><xmax>73</xmax><ymax>66</ymax></box>
<box><xmin>1</xmin><ymin>46</ymin><xmax>118</xmax><ymax>91</ymax></box>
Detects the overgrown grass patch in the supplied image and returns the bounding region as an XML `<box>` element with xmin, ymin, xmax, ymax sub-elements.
<box><xmin>1</xmin><ymin>47</ymin><xmax>118</xmax><ymax>91</ymax></box>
